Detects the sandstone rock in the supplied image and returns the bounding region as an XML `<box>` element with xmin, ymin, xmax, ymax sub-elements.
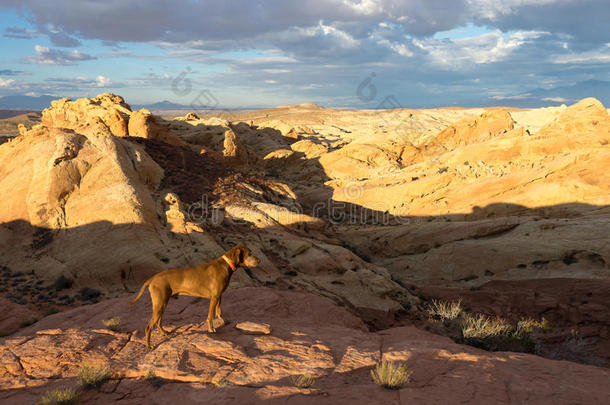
<box><xmin>42</xmin><ymin>94</ymin><xmax>131</xmax><ymax>137</ymax></box>
<box><xmin>0</xmin><ymin>288</ymin><xmax>608</xmax><ymax>404</ymax></box>
<box><xmin>128</xmin><ymin>109</ymin><xmax>186</xmax><ymax>146</ymax></box>
<box><xmin>235</xmin><ymin>321</ymin><xmax>272</xmax><ymax>335</ymax></box>
<box><xmin>430</xmin><ymin>110</ymin><xmax>515</xmax><ymax>151</ymax></box>
<box><xmin>222</xmin><ymin>127</ymin><xmax>248</xmax><ymax>166</ymax></box>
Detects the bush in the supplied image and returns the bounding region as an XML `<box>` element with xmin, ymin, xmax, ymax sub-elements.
<box><xmin>213</xmin><ymin>379</ymin><xmax>234</xmax><ymax>389</ymax></box>
<box><xmin>426</xmin><ymin>299</ymin><xmax>463</xmax><ymax>321</ymax></box>
<box><xmin>516</xmin><ymin>317</ymin><xmax>551</xmax><ymax>334</ymax></box>
<box><xmin>460</xmin><ymin>314</ymin><xmax>542</xmax><ymax>353</ymax></box>
<box><xmin>44</xmin><ymin>307</ymin><xmax>60</xmax><ymax>317</ymax></box>
<box><xmin>38</xmin><ymin>388</ymin><xmax>80</xmax><ymax>405</ymax></box>
<box><xmin>51</xmin><ymin>276</ymin><xmax>73</xmax><ymax>291</ymax></box>
<box><xmin>145</xmin><ymin>369</ymin><xmax>164</xmax><ymax>388</ymax></box>
<box><xmin>78</xmin><ymin>363</ymin><xmax>111</xmax><ymax>389</ymax></box>
<box><xmin>370</xmin><ymin>361</ymin><xmax>412</xmax><ymax>390</ymax></box>
<box><xmin>102</xmin><ymin>316</ymin><xmax>121</xmax><ymax>331</ymax></box>
<box><xmin>20</xmin><ymin>318</ymin><xmax>39</xmax><ymax>328</ymax></box>
<box><xmin>290</xmin><ymin>374</ymin><xmax>315</xmax><ymax>388</ymax></box>
<box><xmin>461</xmin><ymin>314</ymin><xmax>511</xmax><ymax>339</ymax></box>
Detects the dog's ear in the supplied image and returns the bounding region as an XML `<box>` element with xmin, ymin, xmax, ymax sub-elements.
<box><xmin>229</xmin><ymin>245</ymin><xmax>246</xmax><ymax>265</ymax></box>
<box><xmin>236</xmin><ymin>245</ymin><xmax>247</xmax><ymax>264</ymax></box>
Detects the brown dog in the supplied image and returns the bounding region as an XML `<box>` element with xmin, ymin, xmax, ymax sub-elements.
<box><xmin>129</xmin><ymin>245</ymin><xmax>260</xmax><ymax>348</ymax></box>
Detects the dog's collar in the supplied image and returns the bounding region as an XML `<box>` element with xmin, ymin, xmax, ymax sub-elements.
<box><xmin>222</xmin><ymin>254</ymin><xmax>237</xmax><ymax>271</ymax></box>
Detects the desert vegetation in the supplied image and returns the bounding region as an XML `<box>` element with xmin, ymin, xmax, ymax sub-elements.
<box><xmin>78</xmin><ymin>363</ymin><xmax>111</xmax><ymax>389</ymax></box>
<box><xmin>38</xmin><ymin>388</ymin><xmax>80</xmax><ymax>405</ymax></box>
<box><xmin>426</xmin><ymin>298</ymin><xmax>463</xmax><ymax>321</ymax></box>
<box><xmin>370</xmin><ymin>361</ymin><xmax>413</xmax><ymax>390</ymax></box>
<box><xmin>101</xmin><ymin>316</ymin><xmax>121</xmax><ymax>331</ymax></box>
<box><xmin>426</xmin><ymin>299</ymin><xmax>551</xmax><ymax>353</ymax></box>
<box><xmin>290</xmin><ymin>374</ymin><xmax>315</xmax><ymax>388</ymax></box>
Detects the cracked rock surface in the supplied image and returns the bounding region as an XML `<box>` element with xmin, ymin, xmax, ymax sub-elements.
<box><xmin>1</xmin><ymin>287</ymin><xmax>609</xmax><ymax>404</ymax></box>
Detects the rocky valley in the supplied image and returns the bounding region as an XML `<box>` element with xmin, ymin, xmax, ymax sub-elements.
<box><xmin>0</xmin><ymin>94</ymin><xmax>608</xmax><ymax>404</ymax></box>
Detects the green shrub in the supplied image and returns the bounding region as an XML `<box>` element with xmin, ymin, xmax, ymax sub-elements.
<box><xmin>370</xmin><ymin>361</ymin><xmax>412</xmax><ymax>390</ymax></box>
<box><xmin>38</xmin><ymin>388</ymin><xmax>80</xmax><ymax>405</ymax></box>
<box><xmin>78</xmin><ymin>363</ymin><xmax>111</xmax><ymax>388</ymax></box>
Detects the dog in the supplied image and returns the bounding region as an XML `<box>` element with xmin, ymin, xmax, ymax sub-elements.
<box><xmin>129</xmin><ymin>245</ymin><xmax>260</xmax><ymax>348</ymax></box>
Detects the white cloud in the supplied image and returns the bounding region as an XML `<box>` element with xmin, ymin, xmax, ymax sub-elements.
<box><xmin>553</xmin><ymin>44</ymin><xmax>610</xmax><ymax>64</ymax></box>
<box><xmin>542</xmin><ymin>96</ymin><xmax>567</xmax><ymax>102</ymax></box>
<box><xmin>0</xmin><ymin>78</ymin><xmax>15</xmax><ymax>87</ymax></box>
<box><xmin>414</xmin><ymin>30</ymin><xmax>546</xmax><ymax>68</ymax></box>
<box><xmin>263</xmin><ymin>69</ymin><xmax>291</xmax><ymax>74</ymax></box>
<box><xmin>96</xmin><ymin>75</ymin><xmax>110</xmax><ymax>87</ymax></box>
<box><xmin>25</xmin><ymin>45</ymin><xmax>95</xmax><ymax>65</ymax></box>
<box><xmin>491</xmin><ymin>93</ymin><xmax>533</xmax><ymax>100</ymax></box>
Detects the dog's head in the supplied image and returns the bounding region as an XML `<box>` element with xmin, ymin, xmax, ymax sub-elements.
<box><xmin>228</xmin><ymin>245</ymin><xmax>260</xmax><ymax>268</ymax></box>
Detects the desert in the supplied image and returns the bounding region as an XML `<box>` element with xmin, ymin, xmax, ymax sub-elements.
<box><xmin>0</xmin><ymin>93</ymin><xmax>608</xmax><ymax>404</ymax></box>
<box><xmin>1</xmin><ymin>1</ymin><xmax>610</xmax><ymax>404</ymax></box>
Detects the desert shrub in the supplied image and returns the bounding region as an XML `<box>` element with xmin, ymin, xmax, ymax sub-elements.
<box><xmin>102</xmin><ymin>316</ymin><xmax>121</xmax><ymax>331</ymax></box>
<box><xmin>426</xmin><ymin>299</ymin><xmax>463</xmax><ymax>321</ymax></box>
<box><xmin>20</xmin><ymin>318</ymin><xmax>39</xmax><ymax>328</ymax></box>
<box><xmin>290</xmin><ymin>374</ymin><xmax>315</xmax><ymax>388</ymax></box>
<box><xmin>0</xmin><ymin>330</ymin><xmax>14</xmax><ymax>337</ymax></box>
<box><xmin>461</xmin><ymin>314</ymin><xmax>511</xmax><ymax>339</ymax></box>
<box><xmin>76</xmin><ymin>287</ymin><xmax>100</xmax><ymax>302</ymax></box>
<box><xmin>460</xmin><ymin>314</ymin><xmax>541</xmax><ymax>353</ymax></box>
<box><xmin>51</xmin><ymin>276</ymin><xmax>73</xmax><ymax>291</ymax></box>
<box><xmin>145</xmin><ymin>369</ymin><xmax>164</xmax><ymax>388</ymax></box>
<box><xmin>516</xmin><ymin>317</ymin><xmax>551</xmax><ymax>334</ymax></box>
<box><xmin>213</xmin><ymin>379</ymin><xmax>234</xmax><ymax>389</ymax></box>
<box><xmin>78</xmin><ymin>363</ymin><xmax>111</xmax><ymax>389</ymax></box>
<box><xmin>370</xmin><ymin>361</ymin><xmax>412</xmax><ymax>390</ymax></box>
<box><xmin>38</xmin><ymin>387</ymin><xmax>80</xmax><ymax>405</ymax></box>
<box><xmin>44</xmin><ymin>307</ymin><xmax>60</xmax><ymax>317</ymax></box>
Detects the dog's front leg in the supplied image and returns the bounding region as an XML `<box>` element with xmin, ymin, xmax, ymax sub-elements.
<box><xmin>206</xmin><ymin>296</ymin><xmax>219</xmax><ymax>333</ymax></box>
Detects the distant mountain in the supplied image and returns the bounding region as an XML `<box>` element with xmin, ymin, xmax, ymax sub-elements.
<box><xmin>0</xmin><ymin>95</ymin><xmax>57</xmax><ymax>110</ymax></box>
<box><xmin>134</xmin><ymin>100</ymin><xmax>192</xmax><ymax>110</ymax></box>
<box><xmin>464</xmin><ymin>80</ymin><xmax>610</xmax><ymax>108</ymax></box>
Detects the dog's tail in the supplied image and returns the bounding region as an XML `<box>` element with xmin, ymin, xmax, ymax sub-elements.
<box><xmin>129</xmin><ymin>278</ymin><xmax>152</xmax><ymax>305</ymax></box>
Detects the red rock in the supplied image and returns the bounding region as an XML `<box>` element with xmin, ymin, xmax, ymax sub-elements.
<box><xmin>0</xmin><ymin>288</ymin><xmax>608</xmax><ymax>404</ymax></box>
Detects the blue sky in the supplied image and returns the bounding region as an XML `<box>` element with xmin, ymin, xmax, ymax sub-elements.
<box><xmin>0</xmin><ymin>1</ymin><xmax>609</xmax><ymax>108</ymax></box>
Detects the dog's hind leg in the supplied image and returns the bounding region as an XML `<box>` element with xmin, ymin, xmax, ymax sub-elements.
<box><xmin>215</xmin><ymin>296</ymin><xmax>225</xmax><ymax>326</ymax></box>
<box><xmin>206</xmin><ymin>295</ymin><xmax>219</xmax><ymax>333</ymax></box>
<box><xmin>146</xmin><ymin>287</ymin><xmax>167</xmax><ymax>348</ymax></box>
<box><xmin>155</xmin><ymin>296</ymin><xmax>170</xmax><ymax>336</ymax></box>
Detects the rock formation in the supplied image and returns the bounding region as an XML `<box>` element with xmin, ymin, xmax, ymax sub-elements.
<box><xmin>0</xmin><ymin>94</ymin><xmax>609</xmax><ymax>402</ymax></box>
<box><xmin>1</xmin><ymin>288</ymin><xmax>608</xmax><ymax>404</ymax></box>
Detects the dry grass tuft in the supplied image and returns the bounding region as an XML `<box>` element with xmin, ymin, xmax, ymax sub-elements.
<box><xmin>517</xmin><ymin>317</ymin><xmax>551</xmax><ymax>334</ymax></box>
<box><xmin>101</xmin><ymin>316</ymin><xmax>121</xmax><ymax>331</ymax></box>
<box><xmin>38</xmin><ymin>387</ymin><xmax>80</xmax><ymax>405</ymax></box>
<box><xmin>290</xmin><ymin>374</ymin><xmax>315</xmax><ymax>388</ymax></box>
<box><xmin>426</xmin><ymin>299</ymin><xmax>463</xmax><ymax>321</ymax></box>
<box><xmin>213</xmin><ymin>379</ymin><xmax>234</xmax><ymax>389</ymax></box>
<box><xmin>461</xmin><ymin>314</ymin><xmax>511</xmax><ymax>339</ymax></box>
<box><xmin>371</xmin><ymin>361</ymin><xmax>412</xmax><ymax>390</ymax></box>
<box><xmin>78</xmin><ymin>363</ymin><xmax>111</xmax><ymax>388</ymax></box>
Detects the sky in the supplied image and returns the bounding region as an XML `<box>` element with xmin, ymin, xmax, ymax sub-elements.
<box><xmin>0</xmin><ymin>0</ymin><xmax>609</xmax><ymax>109</ymax></box>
